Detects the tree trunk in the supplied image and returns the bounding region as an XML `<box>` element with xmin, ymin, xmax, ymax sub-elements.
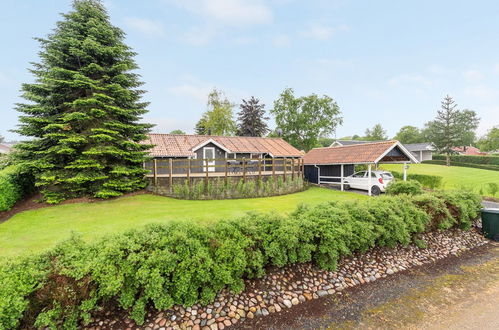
<box><xmin>446</xmin><ymin>152</ymin><xmax>451</xmax><ymax>166</ymax></box>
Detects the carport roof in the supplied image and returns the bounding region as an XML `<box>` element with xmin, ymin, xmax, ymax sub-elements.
<box><xmin>304</xmin><ymin>140</ymin><xmax>418</xmax><ymax>165</ymax></box>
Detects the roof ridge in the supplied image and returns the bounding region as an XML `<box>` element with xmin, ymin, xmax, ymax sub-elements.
<box><xmin>313</xmin><ymin>140</ymin><xmax>397</xmax><ymax>151</ymax></box>
<box><xmin>147</xmin><ymin>133</ymin><xmax>285</xmax><ymax>140</ymax></box>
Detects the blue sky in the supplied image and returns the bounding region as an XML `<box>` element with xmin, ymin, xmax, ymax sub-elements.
<box><xmin>1</xmin><ymin>0</ymin><xmax>498</xmax><ymax>141</ymax></box>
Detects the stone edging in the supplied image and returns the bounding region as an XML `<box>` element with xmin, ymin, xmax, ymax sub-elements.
<box><xmin>86</xmin><ymin>228</ymin><xmax>489</xmax><ymax>330</ymax></box>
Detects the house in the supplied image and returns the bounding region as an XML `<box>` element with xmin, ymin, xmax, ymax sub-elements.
<box><xmin>331</xmin><ymin>140</ymin><xmax>434</xmax><ymax>161</ymax></box>
<box><xmin>452</xmin><ymin>146</ymin><xmax>488</xmax><ymax>156</ymax></box>
<box><xmin>142</xmin><ymin>133</ymin><xmax>303</xmax><ymax>175</ymax></box>
<box><xmin>0</xmin><ymin>143</ymin><xmax>11</xmax><ymax>154</ymax></box>
<box><xmin>404</xmin><ymin>143</ymin><xmax>435</xmax><ymax>161</ymax></box>
<box><xmin>304</xmin><ymin>140</ymin><xmax>418</xmax><ymax>196</ymax></box>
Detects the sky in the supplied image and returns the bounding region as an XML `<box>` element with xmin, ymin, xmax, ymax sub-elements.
<box><xmin>1</xmin><ymin>0</ymin><xmax>498</xmax><ymax>141</ymax></box>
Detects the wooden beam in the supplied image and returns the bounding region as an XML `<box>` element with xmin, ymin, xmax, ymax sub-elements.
<box><xmin>169</xmin><ymin>158</ymin><xmax>173</xmax><ymax>192</ymax></box>
<box><xmin>153</xmin><ymin>159</ymin><xmax>158</xmax><ymax>188</ymax></box>
<box><xmin>258</xmin><ymin>158</ymin><xmax>262</xmax><ymax>181</ymax></box>
<box><xmin>242</xmin><ymin>157</ymin><xmax>246</xmax><ymax>183</ymax></box>
<box><xmin>283</xmin><ymin>157</ymin><xmax>287</xmax><ymax>182</ymax></box>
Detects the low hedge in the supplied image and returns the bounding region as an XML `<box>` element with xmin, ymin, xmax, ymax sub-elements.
<box><xmin>390</xmin><ymin>171</ymin><xmax>443</xmax><ymax>189</ymax></box>
<box><xmin>0</xmin><ymin>166</ymin><xmax>34</xmax><ymax>212</ymax></box>
<box><xmin>385</xmin><ymin>180</ymin><xmax>423</xmax><ymax>195</ymax></box>
<box><xmin>433</xmin><ymin>154</ymin><xmax>499</xmax><ymax>166</ymax></box>
<box><xmin>423</xmin><ymin>160</ymin><xmax>499</xmax><ymax>171</ymax></box>
<box><xmin>0</xmin><ymin>190</ymin><xmax>481</xmax><ymax>329</ymax></box>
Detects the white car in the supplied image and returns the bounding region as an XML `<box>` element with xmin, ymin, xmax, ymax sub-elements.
<box><xmin>343</xmin><ymin>170</ymin><xmax>394</xmax><ymax>195</ymax></box>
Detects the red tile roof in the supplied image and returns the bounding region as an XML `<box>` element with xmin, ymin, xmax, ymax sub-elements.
<box><xmin>142</xmin><ymin>134</ymin><xmax>303</xmax><ymax>158</ymax></box>
<box><xmin>304</xmin><ymin>140</ymin><xmax>413</xmax><ymax>164</ymax></box>
<box><xmin>452</xmin><ymin>146</ymin><xmax>488</xmax><ymax>156</ymax></box>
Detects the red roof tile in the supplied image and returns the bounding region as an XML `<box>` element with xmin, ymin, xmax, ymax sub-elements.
<box><xmin>304</xmin><ymin>140</ymin><xmax>413</xmax><ymax>164</ymax></box>
<box><xmin>142</xmin><ymin>134</ymin><xmax>303</xmax><ymax>158</ymax></box>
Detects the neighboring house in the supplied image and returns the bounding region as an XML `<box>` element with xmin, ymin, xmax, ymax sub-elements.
<box><xmin>0</xmin><ymin>143</ymin><xmax>11</xmax><ymax>154</ymax></box>
<box><xmin>331</xmin><ymin>140</ymin><xmax>434</xmax><ymax>161</ymax></box>
<box><xmin>404</xmin><ymin>143</ymin><xmax>435</xmax><ymax>161</ymax></box>
<box><xmin>452</xmin><ymin>146</ymin><xmax>488</xmax><ymax>156</ymax></box>
<box><xmin>142</xmin><ymin>133</ymin><xmax>303</xmax><ymax>174</ymax></box>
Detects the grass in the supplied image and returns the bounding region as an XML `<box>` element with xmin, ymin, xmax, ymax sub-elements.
<box><xmin>381</xmin><ymin>163</ymin><xmax>499</xmax><ymax>197</ymax></box>
<box><xmin>0</xmin><ymin>187</ymin><xmax>365</xmax><ymax>258</ymax></box>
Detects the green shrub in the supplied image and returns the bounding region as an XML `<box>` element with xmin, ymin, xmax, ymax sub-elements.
<box><xmin>487</xmin><ymin>183</ymin><xmax>498</xmax><ymax>197</ymax></box>
<box><xmin>385</xmin><ymin>180</ymin><xmax>423</xmax><ymax>195</ymax></box>
<box><xmin>391</xmin><ymin>171</ymin><xmax>442</xmax><ymax>189</ymax></box>
<box><xmin>0</xmin><ymin>165</ymin><xmax>35</xmax><ymax>212</ymax></box>
<box><xmin>0</xmin><ymin>190</ymin><xmax>481</xmax><ymax>329</ymax></box>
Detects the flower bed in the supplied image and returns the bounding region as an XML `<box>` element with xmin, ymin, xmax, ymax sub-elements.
<box><xmin>0</xmin><ymin>190</ymin><xmax>482</xmax><ymax>329</ymax></box>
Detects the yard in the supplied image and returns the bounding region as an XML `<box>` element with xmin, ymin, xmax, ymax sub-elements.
<box><xmin>381</xmin><ymin>163</ymin><xmax>499</xmax><ymax>197</ymax></box>
<box><xmin>0</xmin><ymin>187</ymin><xmax>365</xmax><ymax>258</ymax></box>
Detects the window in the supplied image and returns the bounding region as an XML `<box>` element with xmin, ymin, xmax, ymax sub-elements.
<box><xmin>353</xmin><ymin>171</ymin><xmax>365</xmax><ymax>178</ymax></box>
<box><xmin>227</xmin><ymin>153</ymin><xmax>236</xmax><ymax>159</ymax></box>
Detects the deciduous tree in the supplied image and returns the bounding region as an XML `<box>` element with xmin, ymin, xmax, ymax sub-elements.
<box><xmin>236</xmin><ymin>97</ymin><xmax>269</xmax><ymax>137</ymax></box>
<box><xmin>478</xmin><ymin>127</ymin><xmax>499</xmax><ymax>152</ymax></box>
<box><xmin>393</xmin><ymin>125</ymin><xmax>424</xmax><ymax>144</ymax></box>
<box><xmin>194</xmin><ymin>88</ymin><xmax>236</xmax><ymax>136</ymax></box>
<box><xmin>169</xmin><ymin>129</ymin><xmax>186</xmax><ymax>135</ymax></box>
<box><xmin>14</xmin><ymin>0</ymin><xmax>152</xmax><ymax>203</ymax></box>
<box><xmin>271</xmin><ymin>88</ymin><xmax>342</xmax><ymax>151</ymax></box>
<box><xmin>364</xmin><ymin>124</ymin><xmax>387</xmax><ymax>141</ymax></box>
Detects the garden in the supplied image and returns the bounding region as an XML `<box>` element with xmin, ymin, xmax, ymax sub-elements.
<box><xmin>0</xmin><ymin>181</ymin><xmax>483</xmax><ymax>329</ymax></box>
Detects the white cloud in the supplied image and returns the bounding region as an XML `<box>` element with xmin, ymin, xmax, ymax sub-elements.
<box><xmin>464</xmin><ymin>85</ymin><xmax>497</xmax><ymax>101</ymax></box>
<box><xmin>463</xmin><ymin>70</ymin><xmax>484</xmax><ymax>81</ymax></box>
<box><xmin>388</xmin><ymin>74</ymin><xmax>433</xmax><ymax>87</ymax></box>
<box><xmin>170</xmin><ymin>0</ymin><xmax>272</xmax><ymax>26</ymax></box>
<box><xmin>181</xmin><ymin>26</ymin><xmax>217</xmax><ymax>45</ymax></box>
<box><xmin>272</xmin><ymin>34</ymin><xmax>291</xmax><ymax>47</ymax></box>
<box><xmin>124</xmin><ymin>17</ymin><xmax>166</xmax><ymax>37</ymax></box>
<box><xmin>300</xmin><ymin>23</ymin><xmax>348</xmax><ymax>40</ymax></box>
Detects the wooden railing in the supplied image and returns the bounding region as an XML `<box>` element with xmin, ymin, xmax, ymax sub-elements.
<box><xmin>144</xmin><ymin>157</ymin><xmax>304</xmax><ymax>187</ymax></box>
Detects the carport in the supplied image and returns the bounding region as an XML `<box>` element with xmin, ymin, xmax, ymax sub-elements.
<box><xmin>303</xmin><ymin>140</ymin><xmax>419</xmax><ymax>196</ymax></box>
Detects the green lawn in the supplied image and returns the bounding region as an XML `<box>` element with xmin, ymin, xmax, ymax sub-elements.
<box><xmin>0</xmin><ymin>187</ymin><xmax>365</xmax><ymax>258</ymax></box>
<box><xmin>381</xmin><ymin>163</ymin><xmax>499</xmax><ymax>197</ymax></box>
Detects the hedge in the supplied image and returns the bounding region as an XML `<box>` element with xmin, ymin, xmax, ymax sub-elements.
<box><xmin>433</xmin><ymin>154</ymin><xmax>499</xmax><ymax>166</ymax></box>
<box><xmin>423</xmin><ymin>160</ymin><xmax>499</xmax><ymax>171</ymax></box>
<box><xmin>385</xmin><ymin>180</ymin><xmax>423</xmax><ymax>195</ymax></box>
<box><xmin>0</xmin><ymin>166</ymin><xmax>34</xmax><ymax>212</ymax></box>
<box><xmin>390</xmin><ymin>171</ymin><xmax>443</xmax><ymax>189</ymax></box>
<box><xmin>0</xmin><ymin>190</ymin><xmax>482</xmax><ymax>329</ymax></box>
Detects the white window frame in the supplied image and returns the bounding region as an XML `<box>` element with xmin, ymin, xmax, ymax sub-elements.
<box><xmin>203</xmin><ymin>147</ymin><xmax>216</xmax><ymax>172</ymax></box>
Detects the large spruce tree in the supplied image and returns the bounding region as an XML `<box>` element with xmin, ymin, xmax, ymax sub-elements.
<box><xmin>14</xmin><ymin>0</ymin><xmax>152</xmax><ymax>203</ymax></box>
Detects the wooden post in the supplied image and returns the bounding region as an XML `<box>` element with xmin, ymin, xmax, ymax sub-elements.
<box><xmin>272</xmin><ymin>158</ymin><xmax>275</xmax><ymax>179</ymax></box>
<box><xmin>291</xmin><ymin>158</ymin><xmax>295</xmax><ymax>180</ymax></box>
<box><xmin>283</xmin><ymin>157</ymin><xmax>287</xmax><ymax>182</ymax></box>
<box><xmin>242</xmin><ymin>157</ymin><xmax>246</xmax><ymax>183</ymax></box>
<box><xmin>224</xmin><ymin>160</ymin><xmax>228</xmax><ymax>184</ymax></box>
<box><xmin>169</xmin><ymin>158</ymin><xmax>173</xmax><ymax>192</ymax></box>
<box><xmin>187</xmin><ymin>158</ymin><xmax>191</xmax><ymax>189</ymax></box>
<box><xmin>403</xmin><ymin>162</ymin><xmax>407</xmax><ymax>181</ymax></box>
<box><xmin>205</xmin><ymin>158</ymin><xmax>209</xmax><ymax>186</ymax></box>
<box><xmin>153</xmin><ymin>159</ymin><xmax>158</xmax><ymax>188</ymax></box>
<box><xmin>301</xmin><ymin>158</ymin><xmax>304</xmax><ymax>178</ymax></box>
<box><xmin>258</xmin><ymin>159</ymin><xmax>262</xmax><ymax>181</ymax></box>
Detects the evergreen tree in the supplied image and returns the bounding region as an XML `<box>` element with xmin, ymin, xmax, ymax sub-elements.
<box><xmin>14</xmin><ymin>0</ymin><xmax>152</xmax><ymax>203</ymax></box>
<box><xmin>424</xmin><ymin>95</ymin><xmax>461</xmax><ymax>166</ymax></box>
<box><xmin>0</xmin><ymin>134</ymin><xmax>4</xmax><ymax>143</ymax></box>
<box><xmin>236</xmin><ymin>97</ymin><xmax>269</xmax><ymax>136</ymax></box>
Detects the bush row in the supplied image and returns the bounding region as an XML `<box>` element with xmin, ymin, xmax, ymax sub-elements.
<box><xmin>170</xmin><ymin>176</ymin><xmax>304</xmax><ymax>199</ymax></box>
<box><xmin>423</xmin><ymin>160</ymin><xmax>499</xmax><ymax>171</ymax></box>
<box><xmin>0</xmin><ymin>190</ymin><xmax>482</xmax><ymax>329</ymax></box>
<box><xmin>390</xmin><ymin>171</ymin><xmax>443</xmax><ymax>189</ymax></box>
<box><xmin>385</xmin><ymin>180</ymin><xmax>423</xmax><ymax>195</ymax></box>
<box><xmin>0</xmin><ymin>165</ymin><xmax>35</xmax><ymax>212</ymax></box>
<box><xmin>433</xmin><ymin>154</ymin><xmax>499</xmax><ymax>166</ymax></box>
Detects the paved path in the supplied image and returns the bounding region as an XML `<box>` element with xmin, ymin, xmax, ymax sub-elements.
<box><xmin>482</xmin><ymin>200</ymin><xmax>499</xmax><ymax>209</ymax></box>
<box><xmin>236</xmin><ymin>243</ymin><xmax>499</xmax><ymax>330</ymax></box>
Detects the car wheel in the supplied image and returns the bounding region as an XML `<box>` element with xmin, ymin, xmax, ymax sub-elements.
<box><xmin>344</xmin><ymin>184</ymin><xmax>351</xmax><ymax>190</ymax></box>
<box><xmin>371</xmin><ymin>186</ymin><xmax>381</xmax><ymax>196</ymax></box>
